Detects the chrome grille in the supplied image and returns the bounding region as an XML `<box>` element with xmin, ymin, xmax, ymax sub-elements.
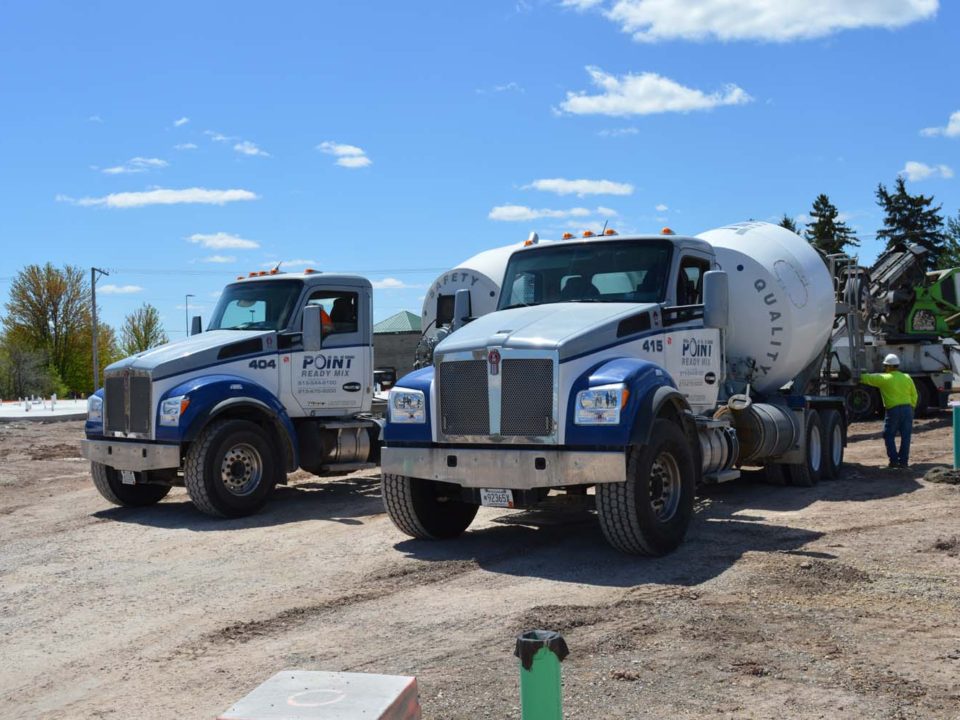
<box><xmin>103</xmin><ymin>371</ymin><xmax>152</xmax><ymax>436</ymax></box>
<box><xmin>438</xmin><ymin>360</ymin><xmax>489</xmax><ymax>436</ymax></box>
<box><xmin>500</xmin><ymin>359</ymin><xmax>554</xmax><ymax>436</ymax></box>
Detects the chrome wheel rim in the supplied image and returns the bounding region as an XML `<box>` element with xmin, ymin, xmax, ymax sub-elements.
<box><xmin>220</xmin><ymin>443</ymin><xmax>262</xmax><ymax>496</ymax></box>
<box><xmin>831</xmin><ymin>424</ymin><xmax>843</xmax><ymax>466</ymax></box>
<box><xmin>809</xmin><ymin>425</ymin><xmax>822</xmax><ymax>473</ymax></box>
<box><xmin>649</xmin><ymin>452</ymin><xmax>681</xmax><ymax>521</ymax></box>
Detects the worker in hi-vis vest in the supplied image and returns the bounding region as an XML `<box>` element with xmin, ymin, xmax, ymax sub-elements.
<box><xmin>860</xmin><ymin>354</ymin><xmax>918</xmax><ymax>469</ymax></box>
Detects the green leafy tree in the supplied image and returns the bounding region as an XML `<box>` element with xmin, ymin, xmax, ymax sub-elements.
<box><xmin>804</xmin><ymin>194</ymin><xmax>857</xmax><ymax>254</ymax></box>
<box><xmin>940</xmin><ymin>211</ymin><xmax>960</xmax><ymax>270</ymax></box>
<box><xmin>875</xmin><ymin>177</ymin><xmax>945</xmax><ymax>269</ymax></box>
<box><xmin>0</xmin><ymin>331</ymin><xmax>49</xmax><ymax>398</ymax></box>
<box><xmin>121</xmin><ymin>303</ymin><xmax>169</xmax><ymax>355</ymax></box>
<box><xmin>778</xmin><ymin>214</ymin><xmax>799</xmax><ymax>233</ymax></box>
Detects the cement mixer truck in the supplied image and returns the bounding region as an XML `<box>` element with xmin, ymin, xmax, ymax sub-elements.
<box><xmin>380</xmin><ymin>221</ymin><xmax>847</xmax><ymax>555</ymax></box>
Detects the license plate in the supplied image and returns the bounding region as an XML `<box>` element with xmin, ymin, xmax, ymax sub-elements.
<box><xmin>479</xmin><ymin>488</ymin><xmax>514</xmax><ymax>508</ymax></box>
<box><xmin>120</xmin><ymin>470</ymin><xmax>136</xmax><ymax>485</ymax></box>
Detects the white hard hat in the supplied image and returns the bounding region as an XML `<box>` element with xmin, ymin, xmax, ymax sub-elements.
<box><xmin>883</xmin><ymin>353</ymin><xmax>900</xmax><ymax>366</ymax></box>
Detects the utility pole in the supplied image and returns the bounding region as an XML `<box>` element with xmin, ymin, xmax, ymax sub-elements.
<box><xmin>185</xmin><ymin>294</ymin><xmax>195</xmax><ymax>336</ymax></box>
<box><xmin>91</xmin><ymin>267</ymin><xmax>110</xmax><ymax>391</ymax></box>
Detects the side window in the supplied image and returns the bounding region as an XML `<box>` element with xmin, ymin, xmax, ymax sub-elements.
<box><xmin>676</xmin><ymin>257</ymin><xmax>711</xmax><ymax>306</ymax></box>
<box><xmin>305</xmin><ymin>291</ymin><xmax>358</xmax><ymax>337</ymax></box>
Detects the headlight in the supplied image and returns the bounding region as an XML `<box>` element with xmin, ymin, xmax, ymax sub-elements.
<box><xmin>390</xmin><ymin>388</ymin><xmax>426</xmax><ymax>424</ymax></box>
<box><xmin>87</xmin><ymin>395</ymin><xmax>103</xmax><ymax>422</ymax></box>
<box><xmin>575</xmin><ymin>384</ymin><xmax>629</xmax><ymax>425</ymax></box>
<box><xmin>159</xmin><ymin>395</ymin><xmax>191</xmax><ymax>427</ymax></box>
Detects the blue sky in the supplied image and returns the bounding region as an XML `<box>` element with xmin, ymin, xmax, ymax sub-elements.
<box><xmin>1</xmin><ymin>0</ymin><xmax>958</xmax><ymax>337</ymax></box>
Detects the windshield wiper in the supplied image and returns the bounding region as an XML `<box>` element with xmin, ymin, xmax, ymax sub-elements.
<box><xmin>500</xmin><ymin>303</ymin><xmax>534</xmax><ymax>310</ymax></box>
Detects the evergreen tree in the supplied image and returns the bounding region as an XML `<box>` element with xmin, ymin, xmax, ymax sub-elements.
<box><xmin>939</xmin><ymin>211</ymin><xmax>960</xmax><ymax>270</ymax></box>
<box><xmin>804</xmin><ymin>194</ymin><xmax>857</xmax><ymax>254</ymax></box>
<box><xmin>875</xmin><ymin>177</ymin><xmax>945</xmax><ymax>269</ymax></box>
<box><xmin>778</xmin><ymin>214</ymin><xmax>799</xmax><ymax>233</ymax></box>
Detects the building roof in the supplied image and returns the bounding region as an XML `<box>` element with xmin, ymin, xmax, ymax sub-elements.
<box><xmin>374</xmin><ymin>310</ymin><xmax>421</xmax><ymax>334</ymax></box>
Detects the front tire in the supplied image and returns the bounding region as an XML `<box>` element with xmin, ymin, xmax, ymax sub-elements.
<box><xmin>184</xmin><ymin>419</ymin><xmax>280</xmax><ymax>517</ymax></box>
<box><xmin>785</xmin><ymin>410</ymin><xmax>823</xmax><ymax>487</ymax></box>
<box><xmin>90</xmin><ymin>462</ymin><xmax>172</xmax><ymax>507</ymax></box>
<box><xmin>820</xmin><ymin>409</ymin><xmax>845</xmax><ymax>480</ymax></box>
<box><xmin>381</xmin><ymin>474</ymin><xmax>479</xmax><ymax>539</ymax></box>
<box><xmin>596</xmin><ymin>419</ymin><xmax>696</xmax><ymax>556</ymax></box>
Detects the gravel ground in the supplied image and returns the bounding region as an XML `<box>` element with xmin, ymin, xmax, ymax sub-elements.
<box><xmin>0</xmin><ymin>415</ymin><xmax>958</xmax><ymax>719</ymax></box>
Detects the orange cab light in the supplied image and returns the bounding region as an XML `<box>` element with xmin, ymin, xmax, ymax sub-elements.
<box><xmin>258</xmin><ymin>270</ymin><xmax>268</xmax><ymax>276</ymax></box>
<box><xmin>236</xmin><ymin>276</ymin><xmax>244</xmax><ymax>280</ymax></box>
<box><xmin>248</xmin><ymin>272</ymin><xmax>257</xmax><ymax>277</ymax></box>
<box><xmin>304</xmin><ymin>268</ymin><xmax>315</xmax><ymax>274</ymax></box>
<box><xmin>583</xmin><ymin>230</ymin><xmax>595</xmax><ymax>238</ymax></box>
<box><xmin>661</xmin><ymin>227</ymin><xmax>675</xmax><ymax>235</ymax></box>
<box><xmin>269</xmin><ymin>268</ymin><xmax>279</xmax><ymax>274</ymax></box>
<box><xmin>562</xmin><ymin>232</ymin><xmax>574</xmax><ymax>240</ymax></box>
<box><xmin>604</xmin><ymin>228</ymin><xmax>617</xmax><ymax>236</ymax></box>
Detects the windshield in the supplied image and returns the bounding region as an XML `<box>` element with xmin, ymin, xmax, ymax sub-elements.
<box><xmin>497</xmin><ymin>240</ymin><xmax>673</xmax><ymax>310</ymax></box>
<box><xmin>207</xmin><ymin>279</ymin><xmax>303</xmax><ymax>331</ymax></box>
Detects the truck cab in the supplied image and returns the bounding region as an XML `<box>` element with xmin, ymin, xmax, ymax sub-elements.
<box><xmin>82</xmin><ymin>272</ymin><xmax>380</xmax><ymax>517</ymax></box>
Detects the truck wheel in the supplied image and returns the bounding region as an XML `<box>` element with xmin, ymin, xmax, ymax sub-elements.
<box><xmin>90</xmin><ymin>462</ymin><xmax>172</xmax><ymax>507</ymax></box>
<box><xmin>184</xmin><ymin>419</ymin><xmax>280</xmax><ymax>518</ymax></box>
<box><xmin>596</xmin><ymin>419</ymin><xmax>696</xmax><ymax>556</ymax></box>
<box><xmin>820</xmin><ymin>409</ymin><xmax>845</xmax><ymax>480</ymax></box>
<box><xmin>914</xmin><ymin>379</ymin><xmax>931</xmax><ymax>418</ymax></box>
<box><xmin>845</xmin><ymin>386</ymin><xmax>879</xmax><ymax>422</ymax></box>
<box><xmin>785</xmin><ymin>410</ymin><xmax>823</xmax><ymax>487</ymax></box>
<box><xmin>381</xmin><ymin>474</ymin><xmax>478</xmax><ymax>539</ymax></box>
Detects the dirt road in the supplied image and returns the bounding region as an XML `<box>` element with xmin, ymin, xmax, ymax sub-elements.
<box><xmin>1</xmin><ymin>416</ymin><xmax>958</xmax><ymax>719</ymax></box>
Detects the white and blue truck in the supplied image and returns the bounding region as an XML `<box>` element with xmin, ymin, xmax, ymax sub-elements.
<box><xmin>81</xmin><ymin>271</ymin><xmax>383</xmax><ymax>517</ymax></box>
<box><xmin>381</xmin><ymin>222</ymin><xmax>849</xmax><ymax>555</ymax></box>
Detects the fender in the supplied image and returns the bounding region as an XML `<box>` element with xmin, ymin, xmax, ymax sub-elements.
<box><xmin>383</xmin><ymin>366</ymin><xmax>434</xmax><ymax>444</ymax></box>
<box><xmin>155</xmin><ymin>374</ymin><xmax>299</xmax><ymax>471</ymax></box>
<box><xmin>565</xmin><ymin>357</ymin><xmax>682</xmax><ymax>447</ymax></box>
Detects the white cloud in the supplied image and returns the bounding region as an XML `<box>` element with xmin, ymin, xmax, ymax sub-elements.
<box><xmin>598</xmin><ymin>0</ymin><xmax>938</xmax><ymax>43</ymax></box>
<box><xmin>173</xmin><ymin>117</ymin><xmax>190</xmax><ymax>127</ymax></box>
<box><xmin>336</xmin><ymin>155</ymin><xmax>372</xmax><ymax>168</ymax></box>
<box><xmin>98</xmin><ymin>284</ymin><xmax>143</xmax><ymax>294</ymax></box>
<box><xmin>201</xmin><ymin>255</ymin><xmax>237</xmax><ymax>263</ymax></box>
<box><xmin>561</xmin><ymin>0</ymin><xmax>604</xmax><ymax>9</ymax></box>
<box><xmin>597</xmin><ymin>206</ymin><xmax>618</xmax><ymax>217</ymax></box>
<box><xmin>174</xmin><ymin>143</ymin><xmax>198</xmax><ymax>150</ymax></box>
<box><xmin>477</xmin><ymin>81</ymin><xmax>525</xmax><ymax>94</ymax></box>
<box><xmin>598</xmin><ymin>127</ymin><xmax>639</xmax><ymax>137</ymax></box>
<box><xmin>188</xmin><ymin>232</ymin><xmax>260</xmax><ymax>250</ymax></box>
<box><xmin>234</xmin><ymin>140</ymin><xmax>270</xmax><ymax>157</ymax></box>
<box><xmin>317</xmin><ymin>141</ymin><xmax>372</xmax><ymax>168</ymax></box>
<box><xmin>87</xmin><ymin>114</ymin><xmax>103</xmax><ymax>123</ymax></box>
<box><xmin>371</xmin><ymin>277</ymin><xmax>423</xmax><ymax>289</ymax></box>
<box><xmin>488</xmin><ymin>205</ymin><xmax>599</xmax><ymax>221</ymax></box>
<box><xmin>899</xmin><ymin>161</ymin><xmax>954</xmax><ymax>181</ymax></box>
<box><xmin>655</xmin><ymin>203</ymin><xmax>669</xmax><ymax>211</ymax></box>
<box><xmin>921</xmin><ymin>110</ymin><xmax>960</xmax><ymax>138</ymax></box>
<box><xmin>526</xmin><ymin>178</ymin><xmax>634</xmax><ymax>196</ymax></box>
<box><xmin>101</xmin><ymin>157</ymin><xmax>169</xmax><ymax>174</ymax></box>
<box><xmin>559</xmin><ymin>66</ymin><xmax>751</xmax><ymax>116</ymax></box>
<box><xmin>205</xmin><ymin>130</ymin><xmax>233</xmax><ymax>142</ymax></box>
<box><xmin>57</xmin><ymin>187</ymin><xmax>258</xmax><ymax>209</ymax></box>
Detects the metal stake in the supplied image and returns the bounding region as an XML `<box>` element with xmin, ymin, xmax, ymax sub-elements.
<box><xmin>515</xmin><ymin>630</ymin><xmax>568</xmax><ymax>720</ymax></box>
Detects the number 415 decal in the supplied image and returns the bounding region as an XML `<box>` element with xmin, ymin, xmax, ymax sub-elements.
<box><xmin>248</xmin><ymin>358</ymin><xmax>277</xmax><ymax>370</ymax></box>
<box><xmin>641</xmin><ymin>339</ymin><xmax>664</xmax><ymax>353</ymax></box>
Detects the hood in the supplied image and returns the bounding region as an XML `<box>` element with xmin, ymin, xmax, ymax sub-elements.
<box><xmin>105</xmin><ymin>330</ymin><xmax>274</xmax><ymax>380</ymax></box>
<box><xmin>436</xmin><ymin>302</ymin><xmax>658</xmax><ymax>362</ymax></box>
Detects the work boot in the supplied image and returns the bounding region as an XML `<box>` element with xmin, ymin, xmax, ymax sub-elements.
<box><xmin>887</xmin><ymin>461</ymin><xmax>899</xmax><ymax>469</ymax></box>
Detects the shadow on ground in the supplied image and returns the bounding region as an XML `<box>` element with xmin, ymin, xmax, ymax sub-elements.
<box><xmin>92</xmin><ymin>473</ymin><xmax>383</xmax><ymax>531</ymax></box>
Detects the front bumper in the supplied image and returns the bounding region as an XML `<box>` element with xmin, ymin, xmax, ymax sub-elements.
<box><xmin>381</xmin><ymin>446</ymin><xmax>626</xmax><ymax>489</ymax></box>
<box><xmin>80</xmin><ymin>439</ymin><xmax>180</xmax><ymax>471</ymax></box>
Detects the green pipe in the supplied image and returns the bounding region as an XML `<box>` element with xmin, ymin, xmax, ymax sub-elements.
<box><xmin>954</xmin><ymin>405</ymin><xmax>960</xmax><ymax>470</ymax></box>
<box><xmin>515</xmin><ymin>630</ymin><xmax>568</xmax><ymax>720</ymax></box>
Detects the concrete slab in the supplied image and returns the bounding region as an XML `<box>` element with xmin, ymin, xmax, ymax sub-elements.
<box><xmin>219</xmin><ymin>670</ymin><xmax>420</xmax><ymax>720</ymax></box>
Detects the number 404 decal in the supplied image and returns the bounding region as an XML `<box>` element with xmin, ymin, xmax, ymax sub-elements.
<box><xmin>641</xmin><ymin>339</ymin><xmax>664</xmax><ymax>353</ymax></box>
<box><xmin>248</xmin><ymin>358</ymin><xmax>277</xmax><ymax>370</ymax></box>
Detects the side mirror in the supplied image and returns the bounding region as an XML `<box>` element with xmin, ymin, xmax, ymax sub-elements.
<box><xmin>190</xmin><ymin>315</ymin><xmax>203</xmax><ymax>336</ymax></box>
<box><xmin>302</xmin><ymin>305</ymin><xmax>323</xmax><ymax>351</ymax></box>
<box><xmin>702</xmin><ymin>270</ymin><xmax>729</xmax><ymax>329</ymax></box>
<box><xmin>452</xmin><ymin>288</ymin><xmax>472</xmax><ymax>332</ymax></box>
